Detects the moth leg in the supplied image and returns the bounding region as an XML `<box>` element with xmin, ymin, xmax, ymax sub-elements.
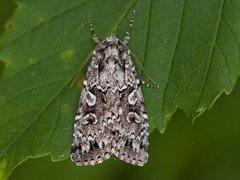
<box><xmin>123</xmin><ymin>10</ymin><xmax>136</xmax><ymax>45</ymax></box>
<box><xmin>88</xmin><ymin>16</ymin><xmax>101</xmax><ymax>44</ymax></box>
<box><xmin>130</xmin><ymin>51</ymin><xmax>160</xmax><ymax>88</ymax></box>
<box><xmin>141</xmin><ymin>80</ymin><xmax>160</xmax><ymax>88</ymax></box>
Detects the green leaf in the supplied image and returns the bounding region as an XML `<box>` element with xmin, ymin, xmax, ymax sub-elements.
<box><xmin>0</xmin><ymin>0</ymin><xmax>240</xmax><ymax>179</ymax></box>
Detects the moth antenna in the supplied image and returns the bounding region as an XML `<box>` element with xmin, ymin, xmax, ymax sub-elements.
<box><xmin>123</xmin><ymin>10</ymin><xmax>136</xmax><ymax>45</ymax></box>
<box><xmin>88</xmin><ymin>16</ymin><xmax>101</xmax><ymax>44</ymax></box>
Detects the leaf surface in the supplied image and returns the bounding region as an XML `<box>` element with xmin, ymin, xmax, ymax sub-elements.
<box><xmin>0</xmin><ymin>0</ymin><xmax>240</xmax><ymax>179</ymax></box>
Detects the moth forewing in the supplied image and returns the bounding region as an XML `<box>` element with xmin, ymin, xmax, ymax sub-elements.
<box><xmin>71</xmin><ymin>10</ymin><xmax>149</xmax><ymax>166</ymax></box>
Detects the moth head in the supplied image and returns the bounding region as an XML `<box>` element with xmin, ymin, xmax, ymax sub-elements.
<box><xmin>106</xmin><ymin>33</ymin><xmax>119</xmax><ymax>43</ymax></box>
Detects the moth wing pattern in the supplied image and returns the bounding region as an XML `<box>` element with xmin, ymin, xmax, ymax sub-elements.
<box><xmin>71</xmin><ymin>57</ymin><xmax>113</xmax><ymax>165</ymax></box>
<box><xmin>114</xmin><ymin>78</ymin><xmax>149</xmax><ymax>166</ymax></box>
<box><xmin>71</xmin><ymin>10</ymin><xmax>150</xmax><ymax>166</ymax></box>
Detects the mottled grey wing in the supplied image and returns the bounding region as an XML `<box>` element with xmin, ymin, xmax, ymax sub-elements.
<box><xmin>71</xmin><ymin>87</ymin><xmax>112</xmax><ymax>165</ymax></box>
<box><xmin>70</xmin><ymin>54</ymin><xmax>113</xmax><ymax>165</ymax></box>
<box><xmin>114</xmin><ymin>85</ymin><xmax>149</xmax><ymax>166</ymax></box>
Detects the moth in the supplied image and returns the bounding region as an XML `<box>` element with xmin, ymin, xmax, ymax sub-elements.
<box><xmin>71</xmin><ymin>11</ymin><xmax>149</xmax><ymax>166</ymax></box>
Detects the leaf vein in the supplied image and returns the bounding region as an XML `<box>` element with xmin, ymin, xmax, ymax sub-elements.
<box><xmin>221</xmin><ymin>19</ymin><xmax>240</xmax><ymax>56</ymax></box>
<box><xmin>161</xmin><ymin>0</ymin><xmax>186</xmax><ymax>125</ymax></box>
<box><xmin>0</xmin><ymin>78</ymin><xmax>72</xmax><ymax>159</ymax></box>
<box><xmin>112</xmin><ymin>0</ymin><xmax>139</xmax><ymax>34</ymax></box>
<box><xmin>141</xmin><ymin>0</ymin><xmax>153</xmax><ymax>74</ymax></box>
<box><xmin>0</xmin><ymin>108</ymin><xmax>40</xmax><ymax>127</ymax></box>
<box><xmin>0</xmin><ymin>79</ymin><xmax>66</xmax><ymax>108</ymax></box>
<box><xmin>41</xmin><ymin>92</ymin><xmax>62</xmax><ymax>151</ymax></box>
<box><xmin>216</xmin><ymin>43</ymin><xmax>231</xmax><ymax>84</ymax></box>
<box><xmin>196</xmin><ymin>0</ymin><xmax>225</xmax><ymax>109</ymax></box>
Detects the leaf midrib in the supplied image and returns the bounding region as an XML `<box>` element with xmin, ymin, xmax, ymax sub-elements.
<box><xmin>161</xmin><ymin>0</ymin><xmax>186</xmax><ymax>128</ymax></box>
